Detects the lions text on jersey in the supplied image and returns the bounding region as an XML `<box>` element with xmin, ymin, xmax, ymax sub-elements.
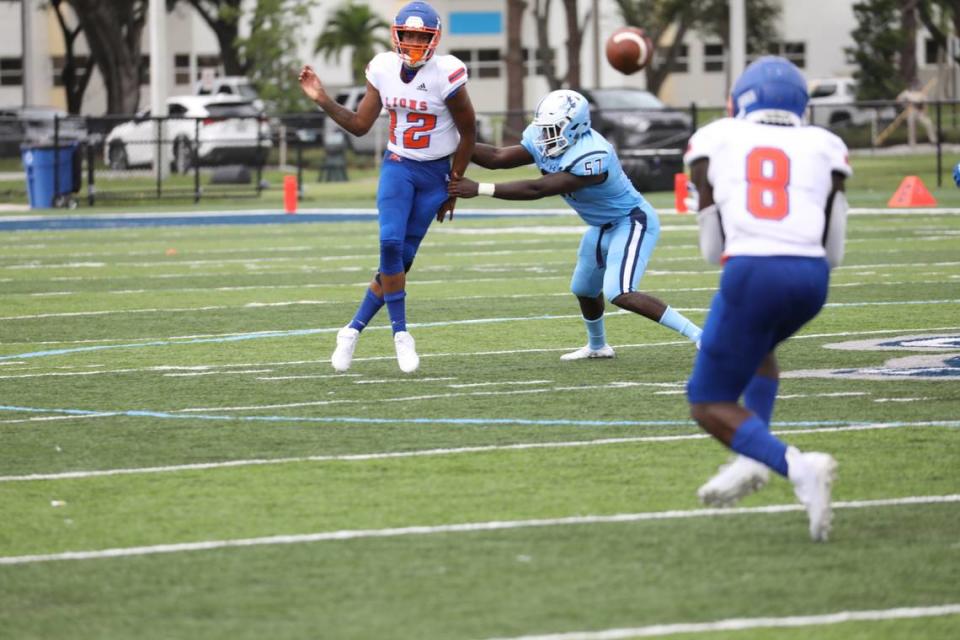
<box><xmin>520</xmin><ymin>125</ymin><xmax>654</xmax><ymax>227</ymax></box>
<box><xmin>683</xmin><ymin>118</ymin><xmax>852</xmax><ymax>259</ymax></box>
<box><xmin>366</xmin><ymin>51</ymin><xmax>467</xmax><ymax>162</ymax></box>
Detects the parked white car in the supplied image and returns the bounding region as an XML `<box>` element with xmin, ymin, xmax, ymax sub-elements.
<box><xmin>104</xmin><ymin>95</ymin><xmax>271</xmax><ymax>173</ymax></box>
<box><xmin>196</xmin><ymin>76</ymin><xmax>265</xmax><ymax>113</ymax></box>
<box><xmin>807</xmin><ymin>77</ymin><xmax>895</xmax><ymax>128</ymax></box>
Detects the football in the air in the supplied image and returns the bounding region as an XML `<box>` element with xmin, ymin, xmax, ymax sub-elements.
<box><xmin>605</xmin><ymin>26</ymin><xmax>654</xmax><ymax>75</ymax></box>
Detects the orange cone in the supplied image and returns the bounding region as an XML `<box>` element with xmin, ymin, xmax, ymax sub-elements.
<box><xmin>888</xmin><ymin>176</ymin><xmax>937</xmax><ymax>208</ymax></box>
<box><xmin>674</xmin><ymin>173</ymin><xmax>689</xmax><ymax>214</ymax></box>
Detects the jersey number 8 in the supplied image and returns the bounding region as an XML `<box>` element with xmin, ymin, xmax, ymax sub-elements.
<box><xmin>746</xmin><ymin>147</ymin><xmax>790</xmax><ymax>220</ymax></box>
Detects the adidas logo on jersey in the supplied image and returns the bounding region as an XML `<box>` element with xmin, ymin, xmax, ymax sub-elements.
<box><xmin>416</xmin><ymin>83</ymin><xmax>427</xmax><ymax>91</ymax></box>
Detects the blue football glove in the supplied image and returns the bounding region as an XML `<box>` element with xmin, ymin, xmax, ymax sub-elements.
<box><xmin>954</xmin><ymin>162</ymin><xmax>960</xmax><ymax>187</ymax></box>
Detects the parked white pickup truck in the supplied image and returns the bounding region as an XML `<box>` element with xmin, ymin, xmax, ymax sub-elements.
<box><xmin>807</xmin><ymin>77</ymin><xmax>895</xmax><ymax>128</ymax></box>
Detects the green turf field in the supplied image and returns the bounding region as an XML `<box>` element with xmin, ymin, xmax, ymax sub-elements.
<box><xmin>0</xmin><ymin>205</ymin><xmax>958</xmax><ymax>638</ymax></box>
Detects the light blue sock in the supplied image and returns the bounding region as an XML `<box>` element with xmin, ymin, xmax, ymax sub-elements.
<box><xmin>584</xmin><ymin>316</ymin><xmax>606</xmax><ymax>349</ymax></box>
<box><xmin>730</xmin><ymin>414</ymin><xmax>788</xmax><ymax>476</ymax></box>
<box><xmin>743</xmin><ymin>374</ymin><xmax>779</xmax><ymax>426</ymax></box>
<box><xmin>659</xmin><ymin>306</ymin><xmax>703</xmax><ymax>343</ymax></box>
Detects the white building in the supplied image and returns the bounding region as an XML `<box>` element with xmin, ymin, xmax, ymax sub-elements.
<box><xmin>0</xmin><ymin>0</ymin><xmax>955</xmax><ymax>114</ymax></box>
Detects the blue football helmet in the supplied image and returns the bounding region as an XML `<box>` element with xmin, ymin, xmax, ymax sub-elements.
<box><xmin>392</xmin><ymin>1</ymin><xmax>442</xmax><ymax>68</ymax></box>
<box><xmin>730</xmin><ymin>56</ymin><xmax>808</xmax><ymax>122</ymax></box>
<box><xmin>532</xmin><ymin>90</ymin><xmax>592</xmax><ymax>158</ymax></box>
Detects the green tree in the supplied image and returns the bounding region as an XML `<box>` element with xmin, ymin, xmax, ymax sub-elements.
<box><xmin>614</xmin><ymin>0</ymin><xmax>781</xmax><ymax>97</ymax></box>
<box><xmin>235</xmin><ymin>0</ymin><xmax>316</xmax><ymax>113</ymax></box>
<box><xmin>847</xmin><ymin>0</ymin><xmax>906</xmax><ymax>99</ymax></box>
<box><xmin>314</xmin><ymin>2</ymin><xmax>392</xmax><ymax>86</ymax></box>
<box><xmin>504</xmin><ymin>0</ymin><xmax>527</xmax><ymax>144</ymax></box>
<box><xmin>917</xmin><ymin>1</ymin><xmax>960</xmax><ymax>66</ymax></box>
<box><xmin>67</xmin><ymin>0</ymin><xmax>147</xmax><ymax>114</ymax></box>
<box><xmin>49</xmin><ymin>0</ymin><xmax>95</xmax><ymax>114</ymax></box>
<box><xmin>175</xmin><ymin>0</ymin><xmax>247</xmax><ymax>76</ymax></box>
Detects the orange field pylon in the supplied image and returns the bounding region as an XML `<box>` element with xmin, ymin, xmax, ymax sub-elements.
<box><xmin>283</xmin><ymin>175</ymin><xmax>298</xmax><ymax>214</ymax></box>
<box><xmin>674</xmin><ymin>173</ymin><xmax>689</xmax><ymax>214</ymax></box>
<box><xmin>888</xmin><ymin>176</ymin><xmax>937</xmax><ymax>208</ymax></box>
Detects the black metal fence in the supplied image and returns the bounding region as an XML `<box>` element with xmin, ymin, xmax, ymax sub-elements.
<box><xmin>1</xmin><ymin>99</ymin><xmax>958</xmax><ymax>207</ymax></box>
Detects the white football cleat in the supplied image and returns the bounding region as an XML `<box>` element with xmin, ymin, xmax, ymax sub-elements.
<box><xmin>331</xmin><ymin>326</ymin><xmax>359</xmax><ymax>372</ymax></box>
<box><xmin>697</xmin><ymin>455</ymin><xmax>771</xmax><ymax>508</ymax></box>
<box><xmin>787</xmin><ymin>446</ymin><xmax>838</xmax><ymax>542</ymax></box>
<box><xmin>560</xmin><ymin>344</ymin><xmax>615</xmax><ymax>361</ymax></box>
<box><xmin>393</xmin><ymin>330</ymin><xmax>420</xmax><ymax>373</ymax></box>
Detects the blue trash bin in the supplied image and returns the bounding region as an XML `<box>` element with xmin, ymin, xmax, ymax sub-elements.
<box><xmin>21</xmin><ymin>144</ymin><xmax>79</xmax><ymax>209</ymax></box>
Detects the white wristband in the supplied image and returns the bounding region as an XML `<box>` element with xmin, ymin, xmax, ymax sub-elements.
<box><xmin>477</xmin><ymin>182</ymin><xmax>496</xmax><ymax>197</ymax></box>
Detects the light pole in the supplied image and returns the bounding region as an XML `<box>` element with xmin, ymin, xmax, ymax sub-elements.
<box><xmin>21</xmin><ymin>0</ymin><xmax>34</xmax><ymax>106</ymax></box>
<box><xmin>729</xmin><ymin>0</ymin><xmax>746</xmax><ymax>93</ymax></box>
<box><xmin>149</xmin><ymin>0</ymin><xmax>169</xmax><ymax>177</ymax></box>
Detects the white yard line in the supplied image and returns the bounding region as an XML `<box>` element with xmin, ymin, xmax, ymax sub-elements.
<box><xmin>3</xmin><ymin>323</ymin><xmax>958</xmax><ymax>357</ymax></box>
<box><xmin>177</xmin><ymin>381</ymin><xmax>685</xmax><ymax>412</ymax></box>
<box><xmin>16</xmin><ymin>277</ymin><xmax>953</xmax><ymax>300</ymax></box>
<box><xmin>0</xmin><ymin>412</ymin><xmax>118</xmax><ymax>425</ymax></box>
<box><xmin>0</xmin><ymin>421</ymin><xmax>951</xmax><ymax>483</ymax></box>
<box><xmin>0</xmin><ymin>494</ymin><xmax>957</xmax><ymax>566</ymax></box>
<box><xmin>486</xmin><ymin>604</ymin><xmax>960</xmax><ymax>640</ymax></box>
<box><xmin>0</xmin><ymin>296</ymin><xmax>955</xmax><ymax>325</ymax></box>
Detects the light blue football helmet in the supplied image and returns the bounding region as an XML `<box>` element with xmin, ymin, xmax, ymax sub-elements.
<box><xmin>731</xmin><ymin>56</ymin><xmax>808</xmax><ymax>122</ymax></box>
<box><xmin>532</xmin><ymin>89</ymin><xmax>592</xmax><ymax>158</ymax></box>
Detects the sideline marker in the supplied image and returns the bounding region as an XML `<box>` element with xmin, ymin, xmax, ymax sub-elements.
<box><xmin>283</xmin><ymin>175</ymin><xmax>298</xmax><ymax>214</ymax></box>
<box><xmin>674</xmin><ymin>173</ymin><xmax>689</xmax><ymax>214</ymax></box>
<box><xmin>888</xmin><ymin>175</ymin><xmax>937</xmax><ymax>208</ymax></box>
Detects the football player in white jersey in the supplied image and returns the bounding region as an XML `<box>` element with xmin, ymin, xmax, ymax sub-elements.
<box><xmin>683</xmin><ymin>56</ymin><xmax>851</xmax><ymax>541</ymax></box>
<box><xmin>447</xmin><ymin>89</ymin><xmax>702</xmax><ymax>360</ymax></box>
<box><xmin>298</xmin><ymin>1</ymin><xmax>476</xmax><ymax>373</ymax></box>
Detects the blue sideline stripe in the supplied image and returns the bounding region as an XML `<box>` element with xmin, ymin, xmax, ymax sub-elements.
<box><xmin>0</xmin><ymin>209</ymin><xmax>567</xmax><ymax>232</ymax></box>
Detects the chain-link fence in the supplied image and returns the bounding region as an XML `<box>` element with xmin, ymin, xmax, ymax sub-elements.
<box><xmin>1</xmin><ymin>99</ymin><xmax>958</xmax><ymax>208</ymax></box>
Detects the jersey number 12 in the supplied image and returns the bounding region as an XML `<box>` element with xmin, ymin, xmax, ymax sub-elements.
<box><xmin>389</xmin><ymin>111</ymin><xmax>437</xmax><ymax>149</ymax></box>
<box><xmin>746</xmin><ymin>147</ymin><xmax>790</xmax><ymax>220</ymax></box>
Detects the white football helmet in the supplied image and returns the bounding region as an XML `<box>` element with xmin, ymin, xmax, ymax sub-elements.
<box><xmin>532</xmin><ymin>89</ymin><xmax>592</xmax><ymax>158</ymax></box>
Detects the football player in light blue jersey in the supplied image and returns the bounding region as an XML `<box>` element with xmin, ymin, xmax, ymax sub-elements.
<box><xmin>448</xmin><ymin>89</ymin><xmax>701</xmax><ymax>360</ymax></box>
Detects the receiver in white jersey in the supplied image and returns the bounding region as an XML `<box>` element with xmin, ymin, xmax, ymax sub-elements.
<box><xmin>365</xmin><ymin>51</ymin><xmax>467</xmax><ymax>162</ymax></box>
<box><xmin>683</xmin><ymin>117</ymin><xmax>852</xmax><ymax>259</ymax></box>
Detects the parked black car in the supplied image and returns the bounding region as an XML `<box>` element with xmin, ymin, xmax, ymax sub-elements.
<box><xmin>579</xmin><ymin>88</ymin><xmax>692</xmax><ymax>192</ymax></box>
<box><xmin>0</xmin><ymin>106</ymin><xmax>88</xmax><ymax>157</ymax></box>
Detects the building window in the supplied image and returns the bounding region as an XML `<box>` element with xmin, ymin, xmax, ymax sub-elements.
<box><xmin>656</xmin><ymin>44</ymin><xmax>688</xmax><ymax>73</ymax></box>
<box><xmin>925</xmin><ymin>38</ymin><xmax>943</xmax><ymax>65</ymax></box>
<box><xmin>1</xmin><ymin>58</ymin><xmax>23</xmax><ymax>86</ymax></box>
<box><xmin>450</xmin><ymin>48</ymin><xmax>502</xmax><ymax>79</ymax></box>
<box><xmin>703</xmin><ymin>43</ymin><xmax>724</xmax><ymax>72</ymax></box>
<box><xmin>521</xmin><ymin>48</ymin><xmax>555</xmax><ymax>76</ymax></box>
<box><xmin>781</xmin><ymin>42</ymin><xmax>806</xmax><ymax>68</ymax></box>
<box><xmin>750</xmin><ymin>42</ymin><xmax>806</xmax><ymax>69</ymax></box>
<box><xmin>196</xmin><ymin>54</ymin><xmax>223</xmax><ymax>80</ymax></box>
<box><xmin>174</xmin><ymin>54</ymin><xmax>190</xmax><ymax>85</ymax></box>
<box><xmin>51</xmin><ymin>56</ymin><xmax>91</xmax><ymax>87</ymax></box>
<box><xmin>139</xmin><ymin>55</ymin><xmax>150</xmax><ymax>85</ymax></box>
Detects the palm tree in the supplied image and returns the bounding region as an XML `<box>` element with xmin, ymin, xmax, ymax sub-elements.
<box><xmin>314</xmin><ymin>2</ymin><xmax>392</xmax><ymax>85</ymax></box>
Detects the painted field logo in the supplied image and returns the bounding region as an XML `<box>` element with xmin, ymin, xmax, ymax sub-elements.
<box><xmin>785</xmin><ymin>333</ymin><xmax>960</xmax><ymax>381</ymax></box>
